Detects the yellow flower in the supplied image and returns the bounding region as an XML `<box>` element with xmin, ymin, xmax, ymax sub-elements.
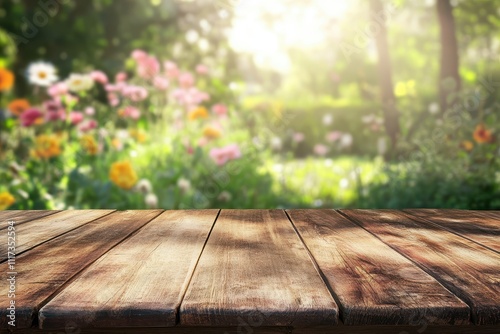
<box><xmin>8</xmin><ymin>99</ymin><xmax>30</xmax><ymax>116</ymax></box>
<box><xmin>188</xmin><ymin>106</ymin><xmax>209</xmax><ymax>121</ymax></box>
<box><xmin>202</xmin><ymin>125</ymin><xmax>222</xmax><ymax>139</ymax></box>
<box><xmin>0</xmin><ymin>191</ymin><xmax>15</xmax><ymax>210</ymax></box>
<box><xmin>129</xmin><ymin>129</ymin><xmax>147</xmax><ymax>143</ymax></box>
<box><xmin>31</xmin><ymin>134</ymin><xmax>61</xmax><ymax>159</ymax></box>
<box><xmin>80</xmin><ymin>135</ymin><xmax>99</xmax><ymax>155</ymax></box>
<box><xmin>109</xmin><ymin>161</ymin><xmax>138</xmax><ymax>190</ymax></box>
<box><xmin>460</xmin><ymin>140</ymin><xmax>474</xmax><ymax>152</ymax></box>
<box><xmin>0</xmin><ymin>68</ymin><xmax>15</xmax><ymax>91</ymax></box>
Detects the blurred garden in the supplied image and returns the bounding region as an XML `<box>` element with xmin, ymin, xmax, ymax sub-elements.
<box><xmin>0</xmin><ymin>0</ymin><xmax>499</xmax><ymax>210</ymax></box>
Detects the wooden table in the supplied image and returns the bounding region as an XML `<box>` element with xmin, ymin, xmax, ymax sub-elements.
<box><xmin>1</xmin><ymin>209</ymin><xmax>499</xmax><ymax>333</ymax></box>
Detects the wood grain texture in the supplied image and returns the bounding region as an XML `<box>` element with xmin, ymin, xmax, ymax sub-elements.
<box><xmin>404</xmin><ymin>209</ymin><xmax>500</xmax><ymax>253</ymax></box>
<box><xmin>341</xmin><ymin>209</ymin><xmax>500</xmax><ymax>325</ymax></box>
<box><xmin>0</xmin><ymin>210</ymin><xmax>115</xmax><ymax>262</ymax></box>
<box><xmin>180</xmin><ymin>209</ymin><xmax>338</xmax><ymax>327</ymax></box>
<box><xmin>39</xmin><ymin>210</ymin><xmax>219</xmax><ymax>329</ymax></box>
<box><xmin>0</xmin><ymin>210</ymin><xmax>163</xmax><ymax>329</ymax></box>
<box><xmin>286</xmin><ymin>209</ymin><xmax>470</xmax><ymax>325</ymax></box>
<box><xmin>10</xmin><ymin>325</ymin><xmax>500</xmax><ymax>334</ymax></box>
<box><xmin>0</xmin><ymin>210</ymin><xmax>60</xmax><ymax>229</ymax></box>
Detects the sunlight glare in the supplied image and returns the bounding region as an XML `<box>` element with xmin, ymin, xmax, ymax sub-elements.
<box><xmin>229</xmin><ymin>0</ymin><xmax>351</xmax><ymax>73</ymax></box>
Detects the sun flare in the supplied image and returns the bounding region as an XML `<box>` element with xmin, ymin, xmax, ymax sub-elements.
<box><xmin>229</xmin><ymin>0</ymin><xmax>351</xmax><ymax>72</ymax></box>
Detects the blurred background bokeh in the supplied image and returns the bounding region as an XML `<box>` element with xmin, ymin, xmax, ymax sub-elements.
<box><xmin>0</xmin><ymin>0</ymin><xmax>499</xmax><ymax>210</ymax></box>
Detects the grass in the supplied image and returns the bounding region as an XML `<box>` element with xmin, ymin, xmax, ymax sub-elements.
<box><xmin>265</xmin><ymin>156</ymin><xmax>385</xmax><ymax>208</ymax></box>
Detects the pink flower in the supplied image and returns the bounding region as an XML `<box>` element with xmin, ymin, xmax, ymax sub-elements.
<box><xmin>85</xmin><ymin>107</ymin><xmax>95</xmax><ymax>116</ymax></box>
<box><xmin>326</xmin><ymin>131</ymin><xmax>342</xmax><ymax>143</ymax></box>
<box><xmin>47</xmin><ymin>82</ymin><xmax>68</xmax><ymax>97</ymax></box>
<box><xmin>293</xmin><ymin>132</ymin><xmax>305</xmax><ymax>143</ymax></box>
<box><xmin>212</xmin><ymin>103</ymin><xmax>228</xmax><ymax>116</ymax></box>
<box><xmin>69</xmin><ymin>112</ymin><xmax>84</xmax><ymax>125</ymax></box>
<box><xmin>78</xmin><ymin>119</ymin><xmax>98</xmax><ymax>132</ymax></box>
<box><xmin>131</xmin><ymin>49</ymin><xmax>148</xmax><ymax>60</ymax></box>
<box><xmin>20</xmin><ymin>108</ymin><xmax>44</xmax><ymax>127</ymax></box>
<box><xmin>198</xmin><ymin>137</ymin><xmax>209</xmax><ymax>147</ymax></box>
<box><xmin>164</xmin><ymin>61</ymin><xmax>179</xmax><ymax>79</ymax></box>
<box><xmin>115</xmin><ymin>72</ymin><xmax>127</xmax><ymax>83</ymax></box>
<box><xmin>104</xmin><ymin>84</ymin><xmax>118</xmax><ymax>92</ymax></box>
<box><xmin>107</xmin><ymin>93</ymin><xmax>120</xmax><ymax>107</ymax></box>
<box><xmin>136</xmin><ymin>54</ymin><xmax>160</xmax><ymax>79</ymax></box>
<box><xmin>178</xmin><ymin>72</ymin><xmax>195</xmax><ymax>89</ymax></box>
<box><xmin>121</xmin><ymin>106</ymin><xmax>141</xmax><ymax>120</ymax></box>
<box><xmin>209</xmin><ymin>144</ymin><xmax>242</xmax><ymax>166</ymax></box>
<box><xmin>196</xmin><ymin>64</ymin><xmax>209</xmax><ymax>75</ymax></box>
<box><xmin>44</xmin><ymin>100</ymin><xmax>66</xmax><ymax>121</ymax></box>
<box><xmin>122</xmin><ymin>85</ymin><xmax>148</xmax><ymax>102</ymax></box>
<box><xmin>90</xmin><ymin>70</ymin><xmax>108</xmax><ymax>85</ymax></box>
<box><xmin>172</xmin><ymin>87</ymin><xmax>210</xmax><ymax>107</ymax></box>
<box><xmin>313</xmin><ymin>144</ymin><xmax>329</xmax><ymax>156</ymax></box>
<box><xmin>153</xmin><ymin>76</ymin><xmax>169</xmax><ymax>90</ymax></box>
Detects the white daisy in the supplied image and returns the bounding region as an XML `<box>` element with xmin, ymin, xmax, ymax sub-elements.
<box><xmin>66</xmin><ymin>73</ymin><xmax>94</xmax><ymax>92</ymax></box>
<box><xmin>27</xmin><ymin>62</ymin><xmax>58</xmax><ymax>87</ymax></box>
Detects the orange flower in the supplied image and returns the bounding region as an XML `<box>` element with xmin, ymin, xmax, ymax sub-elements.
<box><xmin>0</xmin><ymin>68</ymin><xmax>14</xmax><ymax>91</ymax></box>
<box><xmin>8</xmin><ymin>99</ymin><xmax>31</xmax><ymax>116</ymax></box>
<box><xmin>188</xmin><ymin>106</ymin><xmax>209</xmax><ymax>121</ymax></box>
<box><xmin>80</xmin><ymin>135</ymin><xmax>99</xmax><ymax>155</ymax></box>
<box><xmin>109</xmin><ymin>161</ymin><xmax>138</xmax><ymax>190</ymax></box>
<box><xmin>31</xmin><ymin>134</ymin><xmax>62</xmax><ymax>159</ymax></box>
<box><xmin>129</xmin><ymin>129</ymin><xmax>147</xmax><ymax>143</ymax></box>
<box><xmin>460</xmin><ymin>140</ymin><xmax>474</xmax><ymax>152</ymax></box>
<box><xmin>473</xmin><ymin>124</ymin><xmax>494</xmax><ymax>144</ymax></box>
<box><xmin>203</xmin><ymin>125</ymin><xmax>222</xmax><ymax>139</ymax></box>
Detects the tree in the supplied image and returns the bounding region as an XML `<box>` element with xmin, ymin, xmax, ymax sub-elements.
<box><xmin>370</xmin><ymin>0</ymin><xmax>400</xmax><ymax>157</ymax></box>
<box><xmin>436</xmin><ymin>0</ymin><xmax>461</xmax><ymax>114</ymax></box>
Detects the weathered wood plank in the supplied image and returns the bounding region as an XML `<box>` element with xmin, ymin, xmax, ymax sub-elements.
<box><xmin>39</xmin><ymin>210</ymin><xmax>219</xmax><ymax>329</ymax></box>
<box><xmin>0</xmin><ymin>210</ymin><xmax>60</xmax><ymax>229</ymax></box>
<box><xmin>0</xmin><ymin>210</ymin><xmax>115</xmax><ymax>262</ymax></box>
<box><xmin>10</xmin><ymin>325</ymin><xmax>500</xmax><ymax>334</ymax></box>
<box><xmin>0</xmin><ymin>210</ymin><xmax>163</xmax><ymax>329</ymax></box>
<box><xmin>180</xmin><ymin>209</ymin><xmax>338</xmax><ymax>327</ymax></box>
<box><xmin>341</xmin><ymin>209</ymin><xmax>500</xmax><ymax>325</ymax></box>
<box><xmin>404</xmin><ymin>209</ymin><xmax>500</xmax><ymax>253</ymax></box>
<box><xmin>286</xmin><ymin>209</ymin><xmax>470</xmax><ymax>325</ymax></box>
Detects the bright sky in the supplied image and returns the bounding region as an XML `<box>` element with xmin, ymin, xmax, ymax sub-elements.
<box><xmin>228</xmin><ymin>0</ymin><xmax>351</xmax><ymax>72</ymax></box>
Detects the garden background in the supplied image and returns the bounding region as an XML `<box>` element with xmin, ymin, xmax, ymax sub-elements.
<box><xmin>0</xmin><ymin>0</ymin><xmax>499</xmax><ymax>210</ymax></box>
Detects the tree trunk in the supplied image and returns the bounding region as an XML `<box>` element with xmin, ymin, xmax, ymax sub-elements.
<box><xmin>437</xmin><ymin>0</ymin><xmax>461</xmax><ymax>115</ymax></box>
<box><xmin>370</xmin><ymin>0</ymin><xmax>400</xmax><ymax>158</ymax></box>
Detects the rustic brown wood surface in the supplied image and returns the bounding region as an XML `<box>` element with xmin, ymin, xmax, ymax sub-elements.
<box><xmin>180</xmin><ymin>209</ymin><xmax>339</xmax><ymax>326</ymax></box>
<box><xmin>341</xmin><ymin>209</ymin><xmax>500</xmax><ymax>325</ymax></box>
<box><xmin>0</xmin><ymin>209</ymin><xmax>498</xmax><ymax>333</ymax></box>
<box><xmin>39</xmin><ymin>210</ymin><xmax>219</xmax><ymax>329</ymax></box>
<box><xmin>0</xmin><ymin>210</ymin><xmax>60</xmax><ymax>229</ymax></box>
<box><xmin>286</xmin><ymin>209</ymin><xmax>470</xmax><ymax>325</ymax></box>
<box><xmin>10</xmin><ymin>324</ymin><xmax>500</xmax><ymax>334</ymax></box>
<box><xmin>0</xmin><ymin>210</ymin><xmax>115</xmax><ymax>261</ymax></box>
<box><xmin>404</xmin><ymin>209</ymin><xmax>500</xmax><ymax>253</ymax></box>
<box><xmin>0</xmin><ymin>210</ymin><xmax>163</xmax><ymax>329</ymax></box>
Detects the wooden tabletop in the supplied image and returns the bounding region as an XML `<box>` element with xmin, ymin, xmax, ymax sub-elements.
<box><xmin>1</xmin><ymin>209</ymin><xmax>499</xmax><ymax>334</ymax></box>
